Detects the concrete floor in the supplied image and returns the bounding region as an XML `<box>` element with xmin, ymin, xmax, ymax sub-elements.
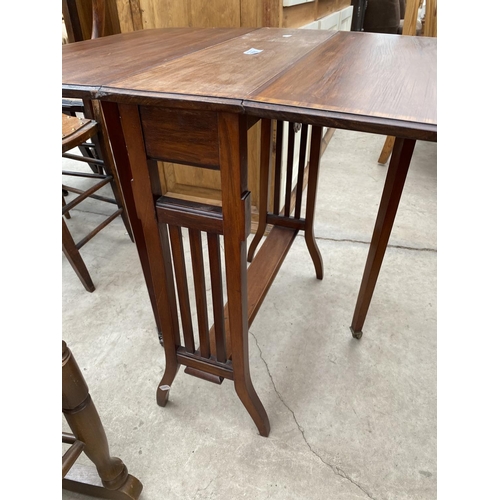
<box><xmin>62</xmin><ymin>128</ymin><xmax>437</xmax><ymax>500</ymax></box>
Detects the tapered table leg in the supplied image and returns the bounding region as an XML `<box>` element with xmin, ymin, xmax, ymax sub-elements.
<box><xmin>101</xmin><ymin>101</ymin><xmax>164</xmax><ymax>345</ymax></box>
<box><xmin>350</xmin><ymin>137</ymin><xmax>416</xmax><ymax>338</ymax></box>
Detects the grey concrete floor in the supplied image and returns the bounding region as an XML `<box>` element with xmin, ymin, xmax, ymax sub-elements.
<box><xmin>62</xmin><ymin>129</ymin><xmax>437</xmax><ymax>500</ymax></box>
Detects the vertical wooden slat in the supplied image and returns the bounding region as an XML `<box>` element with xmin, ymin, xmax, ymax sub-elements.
<box><xmin>207</xmin><ymin>233</ymin><xmax>226</xmax><ymax>362</ymax></box>
<box><xmin>273</xmin><ymin>120</ymin><xmax>284</xmax><ymax>214</ymax></box>
<box><xmin>247</xmin><ymin>118</ymin><xmax>272</xmax><ymax>262</ymax></box>
<box><xmin>284</xmin><ymin>122</ymin><xmax>295</xmax><ymax>217</ymax></box>
<box><xmin>168</xmin><ymin>225</ymin><xmax>195</xmax><ymax>353</ymax></box>
<box><xmin>294</xmin><ymin>123</ymin><xmax>309</xmax><ymax>219</ymax></box>
<box><xmin>188</xmin><ymin>229</ymin><xmax>210</xmax><ymax>358</ymax></box>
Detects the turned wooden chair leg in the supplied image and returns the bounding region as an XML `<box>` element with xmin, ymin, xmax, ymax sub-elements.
<box><xmin>62</xmin><ymin>218</ymin><xmax>95</xmax><ymax>292</ymax></box>
<box><xmin>378</xmin><ymin>136</ymin><xmax>396</xmax><ymax>164</ymax></box>
<box><xmin>63</xmin><ymin>194</ymin><xmax>71</xmax><ymax>219</ymax></box>
<box><xmin>62</xmin><ymin>341</ymin><xmax>143</xmax><ymax>499</ymax></box>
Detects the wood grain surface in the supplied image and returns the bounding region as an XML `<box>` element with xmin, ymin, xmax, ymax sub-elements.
<box><xmin>62</xmin><ymin>27</ymin><xmax>437</xmax><ymax>139</ymax></box>
<box><xmin>109</xmin><ymin>28</ymin><xmax>335</xmax><ymax>99</ymax></box>
<box><xmin>248</xmin><ymin>31</ymin><xmax>437</xmax><ymax>126</ymax></box>
<box><xmin>62</xmin><ymin>27</ymin><xmax>256</xmax><ymax>87</ymax></box>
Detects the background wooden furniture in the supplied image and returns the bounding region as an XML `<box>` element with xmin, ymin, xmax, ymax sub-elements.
<box><xmin>63</xmin><ymin>27</ymin><xmax>436</xmax><ymax>435</ymax></box>
<box><xmin>62</xmin><ymin>0</ymin><xmax>354</xmax><ymax>230</ymax></box>
<box><xmin>62</xmin><ymin>111</ymin><xmax>134</xmax><ymax>292</ymax></box>
<box><xmin>62</xmin><ymin>0</ymin><xmax>134</xmax><ymax>293</ymax></box>
<box><xmin>377</xmin><ymin>0</ymin><xmax>437</xmax><ymax>164</ymax></box>
<box><xmin>63</xmin><ymin>341</ymin><xmax>143</xmax><ymax>499</ymax></box>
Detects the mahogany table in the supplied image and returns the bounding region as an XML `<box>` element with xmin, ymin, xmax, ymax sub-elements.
<box><xmin>62</xmin><ymin>27</ymin><xmax>437</xmax><ymax>436</ymax></box>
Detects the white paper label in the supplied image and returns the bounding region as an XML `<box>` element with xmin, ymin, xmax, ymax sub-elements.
<box><xmin>244</xmin><ymin>48</ymin><xmax>263</xmax><ymax>55</ymax></box>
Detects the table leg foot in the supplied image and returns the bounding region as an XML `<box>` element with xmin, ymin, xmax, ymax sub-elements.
<box><xmin>235</xmin><ymin>379</ymin><xmax>271</xmax><ymax>437</ymax></box>
<box><xmin>156</xmin><ymin>361</ymin><xmax>179</xmax><ymax>407</ymax></box>
<box><xmin>156</xmin><ymin>384</ymin><xmax>171</xmax><ymax>406</ymax></box>
<box><xmin>305</xmin><ymin>232</ymin><xmax>324</xmax><ymax>280</ymax></box>
<box><xmin>350</xmin><ymin>326</ymin><xmax>363</xmax><ymax>340</ymax></box>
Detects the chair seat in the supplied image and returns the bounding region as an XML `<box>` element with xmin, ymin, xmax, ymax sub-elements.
<box><xmin>62</xmin><ymin>114</ymin><xmax>98</xmax><ymax>153</ymax></box>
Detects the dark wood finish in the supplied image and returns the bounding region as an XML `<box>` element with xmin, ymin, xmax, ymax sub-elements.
<box><xmin>62</xmin><ymin>219</ymin><xmax>95</xmax><ymax>292</ymax></box>
<box><xmin>100</xmin><ymin>101</ymin><xmax>163</xmax><ymax>342</ymax></box>
<box><xmin>247</xmin><ymin>226</ymin><xmax>298</xmax><ymax>326</ymax></box>
<box><xmin>304</xmin><ymin>125</ymin><xmax>324</xmax><ymax>280</ymax></box>
<box><xmin>247</xmin><ymin>32</ymin><xmax>437</xmax><ymax>136</ymax></box>
<box><xmin>248</xmin><ymin>119</ymin><xmax>318</xmax><ymax>278</ymax></box>
<box><xmin>62</xmin><ymin>341</ymin><xmax>143</xmax><ymax>499</ymax></box>
<box><xmin>218</xmin><ymin>112</ymin><xmax>270</xmax><ymax>437</ymax></box>
<box><xmin>294</xmin><ymin>123</ymin><xmax>309</xmax><ymax>218</ymax></box>
<box><xmin>169</xmin><ymin>225</ymin><xmax>195</xmax><ymax>353</ymax></box>
<box><xmin>266</xmin><ymin>214</ymin><xmax>305</xmax><ymax>231</ymax></box>
<box><xmin>188</xmin><ymin>229</ymin><xmax>211</xmax><ymax>359</ymax></box>
<box><xmin>117</xmin><ymin>103</ymin><xmax>181</xmax><ymax>406</ymax></box>
<box><xmin>62</xmin><ymin>28</ymin><xmax>257</xmax><ymax>90</ymax></box>
<box><xmin>141</xmin><ymin>107</ymin><xmax>220</xmax><ymax>169</ymax></box>
<box><xmin>178</xmin><ymin>348</ymin><xmax>234</xmax><ymax>381</ymax></box>
<box><xmin>156</xmin><ymin>196</ymin><xmax>223</xmax><ymax>234</ymax></box>
<box><xmin>350</xmin><ymin>137</ymin><xmax>416</xmax><ymax>337</ymax></box>
<box><xmin>106</xmin><ymin>29</ymin><xmax>335</xmax><ymax>101</ymax></box>
<box><xmin>273</xmin><ymin>120</ymin><xmax>284</xmax><ymax>215</ymax></box>
<box><xmin>284</xmin><ymin>122</ymin><xmax>295</xmax><ymax>217</ymax></box>
<box><xmin>184</xmin><ymin>366</ymin><xmax>225</xmax><ymax>385</ymax></box>
<box><xmin>63</xmin><ymin>27</ymin><xmax>436</xmax><ymax>435</ymax></box>
<box><xmin>207</xmin><ymin>233</ymin><xmax>227</xmax><ymax>363</ymax></box>
<box><xmin>247</xmin><ymin>118</ymin><xmax>271</xmax><ymax>262</ymax></box>
<box><xmin>63</xmin><ymin>29</ymin><xmax>435</xmax><ymax>140</ymax></box>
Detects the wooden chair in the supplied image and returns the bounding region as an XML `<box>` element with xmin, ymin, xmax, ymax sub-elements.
<box><xmin>62</xmin><ymin>111</ymin><xmax>134</xmax><ymax>292</ymax></box>
<box><xmin>62</xmin><ymin>0</ymin><xmax>134</xmax><ymax>291</ymax></box>
<box><xmin>377</xmin><ymin>0</ymin><xmax>437</xmax><ymax>164</ymax></box>
<box><xmin>63</xmin><ymin>341</ymin><xmax>143</xmax><ymax>499</ymax></box>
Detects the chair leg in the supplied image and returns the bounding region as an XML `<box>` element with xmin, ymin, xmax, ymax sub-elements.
<box><xmin>378</xmin><ymin>136</ymin><xmax>396</xmax><ymax>164</ymax></box>
<box><xmin>63</xmin><ymin>194</ymin><xmax>71</xmax><ymax>219</ymax></box>
<box><xmin>62</xmin><ymin>341</ymin><xmax>143</xmax><ymax>498</ymax></box>
<box><xmin>91</xmin><ymin>101</ymin><xmax>134</xmax><ymax>242</ymax></box>
<box><xmin>62</xmin><ymin>218</ymin><xmax>95</xmax><ymax>292</ymax></box>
